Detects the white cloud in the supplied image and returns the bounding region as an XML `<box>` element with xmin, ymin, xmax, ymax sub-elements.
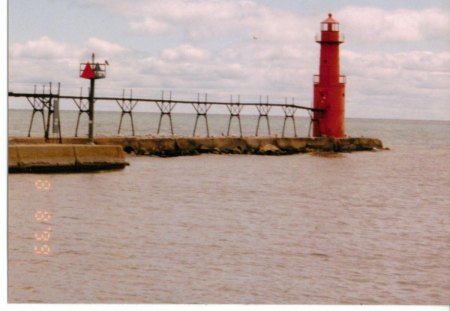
<box><xmin>342</xmin><ymin>49</ymin><xmax>450</xmax><ymax>119</ymax></box>
<box><xmin>9</xmin><ymin>37</ymin><xmax>129</xmax><ymax>88</ymax></box>
<box><xmin>342</xmin><ymin>50</ymin><xmax>450</xmax><ymax>80</ymax></box>
<box><xmin>337</xmin><ymin>7</ymin><xmax>450</xmax><ymax>43</ymax></box>
<box><xmin>87</xmin><ymin>0</ymin><xmax>316</xmax><ymax>43</ymax></box>
<box><xmin>129</xmin><ymin>17</ymin><xmax>171</xmax><ymax>35</ymax></box>
<box><xmin>161</xmin><ymin>44</ymin><xmax>210</xmax><ymax>61</ymax></box>
<box><xmin>85</xmin><ymin>37</ymin><xmax>129</xmax><ymax>55</ymax></box>
<box><xmin>10</xmin><ymin>36</ymin><xmax>76</xmax><ymax>59</ymax></box>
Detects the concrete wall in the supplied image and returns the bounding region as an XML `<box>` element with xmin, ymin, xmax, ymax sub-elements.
<box><xmin>9</xmin><ymin>144</ymin><xmax>127</xmax><ymax>173</ymax></box>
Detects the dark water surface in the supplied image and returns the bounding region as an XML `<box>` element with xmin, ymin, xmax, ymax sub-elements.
<box><xmin>8</xmin><ymin>111</ymin><xmax>450</xmax><ymax>303</ymax></box>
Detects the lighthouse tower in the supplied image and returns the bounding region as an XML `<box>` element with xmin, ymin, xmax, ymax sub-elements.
<box><xmin>313</xmin><ymin>13</ymin><xmax>346</xmax><ymax>137</ymax></box>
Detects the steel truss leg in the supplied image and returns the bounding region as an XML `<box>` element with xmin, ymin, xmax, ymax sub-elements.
<box><xmin>118</xmin><ymin>112</ymin><xmax>125</xmax><ymax>134</ymax></box>
<box><xmin>157</xmin><ymin>114</ymin><xmax>164</xmax><ymax>134</ymax></box>
<box><xmin>193</xmin><ymin>114</ymin><xmax>210</xmax><ymax>137</ymax></box>
<box><xmin>157</xmin><ymin>113</ymin><xmax>175</xmax><ymax>136</ymax></box>
<box><xmin>119</xmin><ymin>112</ymin><xmax>136</xmax><ymax>136</ymax></box>
<box><xmin>130</xmin><ymin>113</ymin><xmax>135</xmax><ymax>136</ymax></box>
<box><xmin>227</xmin><ymin>115</ymin><xmax>242</xmax><ymax>137</ymax></box>
<box><xmin>282</xmin><ymin>116</ymin><xmax>297</xmax><ymax>138</ymax></box>
<box><xmin>75</xmin><ymin>111</ymin><xmax>89</xmax><ymax>137</ymax></box>
<box><xmin>255</xmin><ymin>115</ymin><xmax>270</xmax><ymax>136</ymax></box>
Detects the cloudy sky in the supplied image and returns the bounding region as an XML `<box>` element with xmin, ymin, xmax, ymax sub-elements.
<box><xmin>8</xmin><ymin>0</ymin><xmax>450</xmax><ymax>120</ymax></box>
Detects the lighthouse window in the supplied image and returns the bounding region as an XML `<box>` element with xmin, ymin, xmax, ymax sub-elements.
<box><xmin>321</xmin><ymin>23</ymin><xmax>329</xmax><ymax>31</ymax></box>
<box><xmin>332</xmin><ymin>23</ymin><xmax>339</xmax><ymax>31</ymax></box>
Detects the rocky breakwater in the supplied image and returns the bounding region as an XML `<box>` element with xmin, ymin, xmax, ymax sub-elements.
<box><xmin>90</xmin><ymin>136</ymin><xmax>384</xmax><ymax>157</ymax></box>
<box><xmin>8</xmin><ymin>136</ymin><xmax>385</xmax><ymax>159</ymax></box>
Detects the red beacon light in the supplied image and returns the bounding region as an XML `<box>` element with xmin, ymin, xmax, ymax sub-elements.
<box><xmin>79</xmin><ymin>52</ymin><xmax>108</xmax><ymax>144</ymax></box>
<box><xmin>80</xmin><ymin>53</ymin><xmax>107</xmax><ymax>80</ymax></box>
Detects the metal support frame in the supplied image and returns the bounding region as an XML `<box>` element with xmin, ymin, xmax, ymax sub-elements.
<box><xmin>26</xmin><ymin>82</ymin><xmax>61</xmax><ymax>142</ymax></box>
<box><xmin>192</xmin><ymin>93</ymin><xmax>212</xmax><ymax>137</ymax></box>
<box><xmin>11</xmin><ymin>88</ymin><xmax>324</xmax><ymax>138</ymax></box>
<box><xmin>72</xmin><ymin>87</ymin><xmax>91</xmax><ymax>137</ymax></box>
<box><xmin>87</xmin><ymin>78</ymin><xmax>96</xmax><ymax>144</ymax></box>
<box><xmin>156</xmin><ymin>91</ymin><xmax>176</xmax><ymax>135</ymax></box>
<box><xmin>307</xmin><ymin>109</ymin><xmax>320</xmax><ymax>137</ymax></box>
<box><xmin>116</xmin><ymin>89</ymin><xmax>138</xmax><ymax>136</ymax></box>
<box><xmin>44</xmin><ymin>82</ymin><xmax>62</xmax><ymax>143</ymax></box>
<box><xmin>26</xmin><ymin>85</ymin><xmax>46</xmax><ymax>137</ymax></box>
<box><xmin>282</xmin><ymin>97</ymin><xmax>298</xmax><ymax>137</ymax></box>
<box><xmin>255</xmin><ymin>96</ymin><xmax>271</xmax><ymax>136</ymax></box>
<box><xmin>46</xmin><ymin>83</ymin><xmax>61</xmax><ymax>143</ymax></box>
<box><xmin>52</xmin><ymin>94</ymin><xmax>62</xmax><ymax>144</ymax></box>
<box><xmin>226</xmin><ymin>95</ymin><xmax>244</xmax><ymax>137</ymax></box>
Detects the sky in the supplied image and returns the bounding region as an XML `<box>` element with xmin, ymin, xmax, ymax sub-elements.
<box><xmin>7</xmin><ymin>0</ymin><xmax>450</xmax><ymax>120</ymax></box>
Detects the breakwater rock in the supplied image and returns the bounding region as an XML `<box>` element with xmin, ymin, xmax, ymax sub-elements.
<box><xmin>9</xmin><ymin>136</ymin><xmax>385</xmax><ymax>157</ymax></box>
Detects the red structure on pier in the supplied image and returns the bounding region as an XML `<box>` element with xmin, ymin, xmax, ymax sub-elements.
<box><xmin>313</xmin><ymin>13</ymin><xmax>346</xmax><ymax>138</ymax></box>
<box><xmin>79</xmin><ymin>53</ymin><xmax>107</xmax><ymax>143</ymax></box>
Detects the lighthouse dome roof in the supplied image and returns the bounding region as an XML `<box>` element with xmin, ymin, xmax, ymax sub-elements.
<box><xmin>322</xmin><ymin>13</ymin><xmax>339</xmax><ymax>24</ymax></box>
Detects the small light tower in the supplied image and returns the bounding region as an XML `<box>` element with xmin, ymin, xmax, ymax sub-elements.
<box><xmin>80</xmin><ymin>52</ymin><xmax>107</xmax><ymax>144</ymax></box>
<box><xmin>313</xmin><ymin>13</ymin><xmax>346</xmax><ymax>138</ymax></box>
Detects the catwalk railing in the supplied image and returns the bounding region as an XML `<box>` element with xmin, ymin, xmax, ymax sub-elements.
<box><xmin>9</xmin><ymin>83</ymin><xmax>323</xmax><ymax>140</ymax></box>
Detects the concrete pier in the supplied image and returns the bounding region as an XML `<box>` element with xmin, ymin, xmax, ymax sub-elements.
<box><xmin>9</xmin><ymin>136</ymin><xmax>384</xmax><ymax>158</ymax></box>
<box><xmin>9</xmin><ymin>144</ymin><xmax>128</xmax><ymax>173</ymax></box>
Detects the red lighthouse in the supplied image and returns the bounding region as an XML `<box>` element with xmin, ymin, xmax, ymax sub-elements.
<box><xmin>313</xmin><ymin>13</ymin><xmax>346</xmax><ymax>138</ymax></box>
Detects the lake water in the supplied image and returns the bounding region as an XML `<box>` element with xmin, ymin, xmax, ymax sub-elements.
<box><xmin>8</xmin><ymin>109</ymin><xmax>450</xmax><ymax>303</ymax></box>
